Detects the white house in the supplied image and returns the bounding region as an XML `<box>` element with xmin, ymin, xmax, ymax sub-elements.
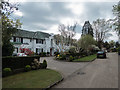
<box><xmin>10</xmin><ymin>29</ymin><xmax>69</xmax><ymax>56</ymax></box>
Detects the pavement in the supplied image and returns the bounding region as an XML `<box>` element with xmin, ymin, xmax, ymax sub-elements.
<box><xmin>40</xmin><ymin>53</ymin><xmax>118</xmax><ymax>88</ymax></box>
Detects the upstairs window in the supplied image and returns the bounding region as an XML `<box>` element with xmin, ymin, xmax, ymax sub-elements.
<box><xmin>13</xmin><ymin>37</ymin><xmax>23</xmax><ymax>43</ymax></box>
<box><xmin>36</xmin><ymin>39</ymin><xmax>44</xmax><ymax>44</ymax></box>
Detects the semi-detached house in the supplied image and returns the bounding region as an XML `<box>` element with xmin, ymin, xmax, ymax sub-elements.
<box><xmin>10</xmin><ymin>29</ymin><xmax>56</xmax><ymax>55</ymax></box>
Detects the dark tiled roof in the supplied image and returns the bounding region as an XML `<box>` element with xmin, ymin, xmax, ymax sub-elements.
<box><xmin>13</xmin><ymin>29</ymin><xmax>51</xmax><ymax>39</ymax></box>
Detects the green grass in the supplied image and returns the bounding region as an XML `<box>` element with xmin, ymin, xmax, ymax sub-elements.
<box><xmin>73</xmin><ymin>54</ymin><xmax>97</xmax><ymax>62</ymax></box>
<box><xmin>2</xmin><ymin>69</ymin><xmax>62</xmax><ymax>88</ymax></box>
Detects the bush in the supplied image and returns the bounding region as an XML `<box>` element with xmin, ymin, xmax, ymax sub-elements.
<box><xmin>40</xmin><ymin>52</ymin><xmax>46</xmax><ymax>57</ymax></box>
<box><xmin>2</xmin><ymin>56</ymin><xmax>40</xmax><ymax>70</ymax></box>
<box><xmin>42</xmin><ymin>60</ymin><xmax>47</xmax><ymax>69</ymax></box>
<box><xmin>31</xmin><ymin>59</ymin><xmax>40</xmax><ymax>70</ymax></box>
<box><xmin>69</xmin><ymin>46</ymin><xmax>76</xmax><ymax>54</ymax></box>
<box><xmin>3</xmin><ymin>68</ymin><xmax>12</xmax><ymax>77</ymax></box>
<box><xmin>2</xmin><ymin>42</ymin><xmax>15</xmax><ymax>56</ymax></box>
<box><xmin>25</xmin><ymin>65</ymin><xmax>31</xmax><ymax>72</ymax></box>
<box><xmin>69</xmin><ymin>56</ymin><xmax>74</xmax><ymax>62</ymax></box>
<box><xmin>54</xmin><ymin>52</ymin><xmax>60</xmax><ymax>56</ymax></box>
<box><xmin>47</xmin><ymin>52</ymin><xmax>50</xmax><ymax>56</ymax></box>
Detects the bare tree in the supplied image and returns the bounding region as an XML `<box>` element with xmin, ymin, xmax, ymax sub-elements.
<box><xmin>54</xmin><ymin>23</ymin><xmax>77</xmax><ymax>52</ymax></box>
<box><xmin>92</xmin><ymin>19</ymin><xmax>112</xmax><ymax>42</ymax></box>
<box><xmin>92</xmin><ymin>19</ymin><xmax>112</xmax><ymax>49</ymax></box>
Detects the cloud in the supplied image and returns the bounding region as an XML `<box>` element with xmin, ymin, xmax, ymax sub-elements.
<box><xmin>11</xmin><ymin>1</ymin><xmax>119</xmax><ymax>41</ymax></box>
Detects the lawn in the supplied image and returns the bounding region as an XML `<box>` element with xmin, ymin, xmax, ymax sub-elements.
<box><xmin>73</xmin><ymin>54</ymin><xmax>97</xmax><ymax>62</ymax></box>
<box><xmin>2</xmin><ymin>69</ymin><xmax>62</xmax><ymax>88</ymax></box>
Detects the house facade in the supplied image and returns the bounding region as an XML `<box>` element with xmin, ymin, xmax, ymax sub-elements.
<box><xmin>10</xmin><ymin>29</ymin><xmax>69</xmax><ymax>55</ymax></box>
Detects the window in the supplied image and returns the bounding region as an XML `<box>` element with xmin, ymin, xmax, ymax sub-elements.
<box><xmin>36</xmin><ymin>39</ymin><xmax>44</xmax><ymax>44</ymax></box>
<box><xmin>36</xmin><ymin>48</ymin><xmax>44</xmax><ymax>54</ymax></box>
<box><xmin>41</xmin><ymin>48</ymin><xmax>43</xmax><ymax>52</ymax></box>
<box><xmin>16</xmin><ymin>37</ymin><xmax>21</xmax><ymax>43</ymax></box>
<box><xmin>13</xmin><ymin>37</ymin><xmax>23</xmax><ymax>43</ymax></box>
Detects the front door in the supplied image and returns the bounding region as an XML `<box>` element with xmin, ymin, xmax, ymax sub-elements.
<box><xmin>50</xmin><ymin>48</ymin><xmax>52</xmax><ymax>56</ymax></box>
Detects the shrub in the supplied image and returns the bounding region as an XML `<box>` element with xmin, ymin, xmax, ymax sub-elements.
<box><xmin>2</xmin><ymin>42</ymin><xmax>15</xmax><ymax>56</ymax></box>
<box><xmin>69</xmin><ymin>56</ymin><xmax>74</xmax><ymax>62</ymax></box>
<box><xmin>54</xmin><ymin>52</ymin><xmax>60</xmax><ymax>56</ymax></box>
<box><xmin>40</xmin><ymin>52</ymin><xmax>46</xmax><ymax>57</ymax></box>
<box><xmin>69</xmin><ymin>46</ymin><xmax>76</xmax><ymax>54</ymax></box>
<box><xmin>47</xmin><ymin>52</ymin><xmax>50</xmax><ymax>56</ymax></box>
<box><xmin>42</xmin><ymin>60</ymin><xmax>47</xmax><ymax>69</ymax></box>
<box><xmin>25</xmin><ymin>65</ymin><xmax>31</xmax><ymax>72</ymax></box>
<box><xmin>31</xmin><ymin>59</ymin><xmax>40</xmax><ymax>70</ymax></box>
<box><xmin>3</xmin><ymin>68</ymin><xmax>12</xmax><ymax>77</ymax></box>
<box><xmin>2</xmin><ymin>56</ymin><xmax>40</xmax><ymax>70</ymax></box>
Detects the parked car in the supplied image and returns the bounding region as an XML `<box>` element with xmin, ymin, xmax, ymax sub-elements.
<box><xmin>97</xmin><ymin>51</ymin><xmax>106</xmax><ymax>58</ymax></box>
<box><xmin>12</xmin><ymin>53</ymin><xmax>17</xmax><ymax>56</ymax></box>
<box><xmin>17</xmin><ymin>53</ymin><xmax>27</xmax><ymax>56</ymax></box>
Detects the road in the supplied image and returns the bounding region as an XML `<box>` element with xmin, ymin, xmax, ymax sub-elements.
<box><xmin>41</xmin><ymin>53</ymin><xmax>118</xmax><ymax>88</ymax></box>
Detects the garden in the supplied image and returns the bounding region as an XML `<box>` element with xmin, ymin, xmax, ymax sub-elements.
<box><xmin>2</xmin><ymin>56</ymin><xmax>62</xmax><ymax>88</ymax></box>
<box><xmin>54</xmin><ymin>45</ymin><xmax>97</xmax><ymax>62</ymax></box>
<box><xmin>3</xmin><ymin>69</ymin><xmax>62</xmax><ymax>88</ymax></box>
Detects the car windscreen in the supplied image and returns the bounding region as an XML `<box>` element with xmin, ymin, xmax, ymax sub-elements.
<box><xmin>97</xmin><ymin>51</ymin><xmax>104</xmax><ymax>54</ymax></box>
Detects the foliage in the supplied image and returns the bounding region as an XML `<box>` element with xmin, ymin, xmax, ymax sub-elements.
<box><xmin>42</xmin><ymin>60</ymin><xmax>47</xmax><ymax>69</ymax></box>
<box><xmin>112</xmin><ymin>1</ymin><xmax>120</xmax><ymax>35</ymax></box>
<box><xmin>2</xmin><ymin>56</ymin><xmax>40</xmax><ymax>70</ymax></box>
<box><xmin>3</xmin><ymin>68</ymin><xmax>12</xmax><ymax>77</ymax></box>
<box><xmin>115</xmin><ymin>41</ymin><xmax>120</xmax><ymax>48</ymax></box>
<box><xmin>78</xmin><ymin>35</ymin><xmax>96</xmax><ymax>52</ymax></box>
<box><xmin>25</xmin><ymin>65</ymin><xmax>31</xmax><ymax>72</ymax></box>
<box><xmin>39</xmin><ymin>52</ymin><xmax>46</xmax><ymax>57</ymax></box>
<box><xmin>109</xmin><ymin>40</ymin><xmax>115</xmax><ymax>48</ymax></box>
<box><xmin>103</xmin><ymin>41</ymin><xmax>110</xmax><ymax>50</ymax></box>
<box><xmin>69</xmin><ymin>46</ymin><xmax>76</xmax><ymax>54</ymax></box>
<box><xmin>31</xmin><ymin>59</ymin><xmax>40</xmax><ymax>70</ymax></box>
<box><xmin>68</xmin><ymin>55</ymin><xmax>74</xmax><ymax>62</ymax></box>
<box><xmin>92</xmin><ymin>19</ymin><xmax>112</xmax><ymax>41</ymax></box>
<box><xmin>2</xmin><ymin>42</ymin><xmax>15</xmax><ymax>56</ymax></box>
<box><xmin>54</xmin><ymin>52</ymin><xmax>60</xmax><ymax>56</ymax></box>
<box><xmin>20</xmin><ymin>48</ymin><xmax>34</xmax><ymax>56</ymax></box>
<box><xmin>82</xmin><ymin>21</ymin><xmax>94</xmax><ymax>37</ymax></box>
<box><xmin>54</xmin><ymin>23</ymin><xmax>77</xmax><ymax>52</ymax></box>
<box><xmin>1</xmin><ymin>1</ymin><xmax>22</xmax><ymax>56</ymax></box>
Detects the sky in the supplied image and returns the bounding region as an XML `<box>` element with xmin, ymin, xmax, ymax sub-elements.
<box><xmin>10</xmin><ymin>0</ymin><xmax>119</xmax><ymax>42</ymax></box>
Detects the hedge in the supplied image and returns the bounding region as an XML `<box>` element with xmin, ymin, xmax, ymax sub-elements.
<box><xmin>2</xmin><ymin>56</ymin><xmax>40</xmax><ymax>70</ymax></box>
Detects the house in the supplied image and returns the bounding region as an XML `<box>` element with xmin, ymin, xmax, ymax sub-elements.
<box><xmin>10</xmin><ymin>29</ymin><xmax>69</xmax><ymax>55</ymax></box>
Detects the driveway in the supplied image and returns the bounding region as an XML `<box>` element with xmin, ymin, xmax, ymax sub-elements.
<box><xmin>40</xmin><ymin>53</ymin><xmax>118</xmax><ymax>88</ymax></box>
<box><xmin>40</xmin><ymin>57</ymin><xmax>90</xmax><ymax>78</ymax></box>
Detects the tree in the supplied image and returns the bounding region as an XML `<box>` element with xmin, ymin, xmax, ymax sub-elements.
<box><xmin>109</xmin><ymin>40</ymin><xmax>115</xmax><ymax>48</ymax></box>
<box><xmin>81</xmin><ymin>21</ymin><xmax>93</xmax><ymax>37</ymax></box>
<box><xmin>92</xmin><ymin>19</ymin><xmax>112</xmax><ymax>49</ymax></box>
<box><xmin>77</xmin><ymin>35</ymin><xmax>96</xmax><ymax>52</ymax></box>
<box><xmin>1</xmin><ymin>1</ymin><xmax>22</xmax><ymax>56</ymax></box>
<box><xmin>115</xmin><ymin>41</ymin><xmax>120</xmax><ymax>48</ymax></box>
<box><xmin>103</xmin><ymin>41</ymin><xmax>110</xmax><ymax>50</ymax></box>
<box><xmin>54</xmin><ymin>23</ymin><xmax>77</xmax><ymax>52</ymax></box>
<box><xmin>112</xmin><ymin>1</ymin><xmax>120</xmax><ymax>35</ymax></box>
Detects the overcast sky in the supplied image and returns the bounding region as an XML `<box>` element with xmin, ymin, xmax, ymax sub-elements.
<box><xmin>11</xmin><ymin>0</ymin><xmax>119</xmax><ymax>42</ymax></box>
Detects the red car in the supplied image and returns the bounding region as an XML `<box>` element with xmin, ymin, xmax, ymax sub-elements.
<box><xmin>97</xmin><ymin>51</ymin><xmax>106</xmax><ymax>58</ymax></box>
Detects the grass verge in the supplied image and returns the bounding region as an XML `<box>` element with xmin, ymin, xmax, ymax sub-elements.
<box><xmin>2</xmin><ymin>69</ymin><xmax>62</xmax><ymax>88</ymax></box>
<box><xmin>73</xmin><ymin>54</ymin><xmax>97</xmax><ymax>62</ymax></box>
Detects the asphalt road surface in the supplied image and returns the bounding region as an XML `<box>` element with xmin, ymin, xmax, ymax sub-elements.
<box><xmin>41</xmin><ymin>52</ymin><xmax>118</xmax><ymax>88</ymax></box>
